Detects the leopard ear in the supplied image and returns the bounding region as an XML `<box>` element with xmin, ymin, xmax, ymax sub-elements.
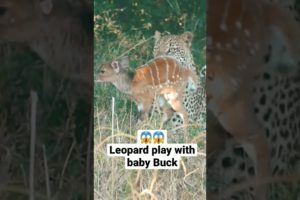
<box><xmin>181</xmin><ymin>32</ymin><xmax>193</xmax><ymax>47</ymax></box>
<box><xmin>154</xmin><ymin>31</ymin><xmax>161</xmax><ymax>43</ymax></box>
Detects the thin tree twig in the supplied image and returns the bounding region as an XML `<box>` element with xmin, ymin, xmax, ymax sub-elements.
<box><xmin>30</xmin><ymin>90</ymin><xmax>38</xmax><ymax>200</ymax></box>
<box><xmin>117</xmin><ymin>36</ymin><xmax>154</xmax><ymax>59</ymax></box>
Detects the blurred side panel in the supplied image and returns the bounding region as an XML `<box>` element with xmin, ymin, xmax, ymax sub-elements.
<box><xmin>0</xmin><ymin>0</ymin><xmax>93</xmax><ymax>199</ymax></box>
<box><xmin>207</xmin><ymin>0</ymin><xmax>300</xmax><ymax>199</ymax></box>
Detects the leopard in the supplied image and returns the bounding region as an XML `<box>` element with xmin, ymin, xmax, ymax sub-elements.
<box><xmin>153</xmin><ymin>31</ymin><xmax>206</xmax><ymax>133</ymax></box>
<box><xmin>153</xmin><ymin>31</ymin><xmax>197</xmax><ymax>71</ymax></box>
<box><xmin>207</xmin><ymin>0</ymin><xmax>300</xmax><ymax>199</ymax></box>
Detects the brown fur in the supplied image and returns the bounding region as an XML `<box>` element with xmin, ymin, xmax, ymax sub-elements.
<box><xmin>98</xmin><ymin>56</ymin><xmax>199</xmax><ymax>133</ymax></box>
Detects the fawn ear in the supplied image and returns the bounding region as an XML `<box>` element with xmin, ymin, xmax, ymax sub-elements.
<box><xmin>181</xmin><ymin>32</ymin><xmax>193</xmax><ymax>48</ymax></box>
<box><xmin>154</xmin><ymin>31</ymin><xmax>161</xmax><ymax>43</ymax></box>
<box><xmin>118</xmin><ymin>56</ymin><xmax>130</xmax><ymax>69</ymax></box>
<box><xmin>38</xmin><ymin>0</ymin><xmax>53</xmax><ymax>15</ymax></box>
<box><xmin>267</xmin><ymin>25</ymin><xmax>298</xmax><ymax>75</ymax></box>
<box><xmin>111</xmin><ymin>61</ymin><xmax>120</xmax><ymax>73</ymax></box>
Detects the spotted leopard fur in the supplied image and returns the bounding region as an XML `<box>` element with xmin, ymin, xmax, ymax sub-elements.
<box><xmin>208</xmin><ymin>65</ymin><xmax>300</xmax><ymax>199</ymax></box>
<box><xmin>208</xmin><ymin>1</ymin><xmax>300</xmax><ymax>199</ymax></box>
<box><xmin>153</xmin><ymin>31</ymin><xmax>206</xmax><ymax>132</ymax></box>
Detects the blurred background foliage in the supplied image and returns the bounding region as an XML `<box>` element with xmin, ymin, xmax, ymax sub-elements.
<box><xmin>94</xmin><ymin>0</ymin><xmax>206</xmax><ymax>65</ymax></box>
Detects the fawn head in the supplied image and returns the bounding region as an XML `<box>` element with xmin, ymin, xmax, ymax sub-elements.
<box><xmin>0</xmin><ymin>0</ymin><xmax>53</xmax><ymax>26</ymax></box>
<box><xmin>97</xmin><ymin>56</ymin><xmax>130</xmax><ymax>83</ymax></box>
<box><xmin>0</xmin><ymin>0</ymin><xmax>91</xmax><ymax>41</ymax></box>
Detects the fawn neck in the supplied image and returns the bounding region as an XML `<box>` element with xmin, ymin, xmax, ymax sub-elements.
<box><xmin>112</xmin><ymin>71</ymin><xmax>134</xmax><ymax>95</ymax></box>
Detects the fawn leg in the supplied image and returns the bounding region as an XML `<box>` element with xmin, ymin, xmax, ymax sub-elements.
<box><xmin>217</xmin><ymin>101</ymin><xmax>270</xmax><ymax>200</ymax></box>
<box><xmin>165</xmin><ymin>94</ymin><xmax>189</xmax><ymax>134</ymax></box>
<box><xmin>207</xmin><ymin>110</ymin><xmax>231</xmax><ymax>158</ymax></box>
<box><xmin>162</xmin><ymin>106</ymin><xmax>175</xmax><ymax>124</ymax></box>
<box><xmin>137</xmin><ymin>97</ymin><xmax>153</xmax><ymax>122</ymax></box>
<box><xmin>157</xmin><ymin>95</ymin><xmax>175</xmax><ymax>123</ymax></box>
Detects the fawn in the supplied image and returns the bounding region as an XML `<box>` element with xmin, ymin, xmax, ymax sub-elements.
<box><xmin>97</xmin><ymin>56</ymin><xmax>199</xmax><ymax>133</ymax></box>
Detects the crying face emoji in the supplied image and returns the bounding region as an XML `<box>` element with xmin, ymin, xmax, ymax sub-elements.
<box><xmin>140</xmin><ymin>131</ymin><xmax>152</xmax><ymax>144</ymax></box>
<box><xmin>153</xmin><ymin>131</ymin><xmax>164</xmax><ymax>144</ymax></box>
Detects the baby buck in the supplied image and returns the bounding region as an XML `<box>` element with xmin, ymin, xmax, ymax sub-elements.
<box><xmin>97</xmin><ymin>56</ymin><xmax>199</xmax><ymax>133</ymax></box>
